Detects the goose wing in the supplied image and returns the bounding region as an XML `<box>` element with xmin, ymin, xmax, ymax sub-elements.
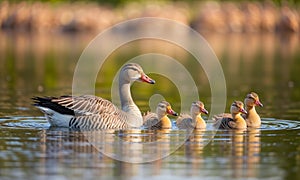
<box><xmin>33</xmin><ymin>95</ymin><xmax>129</xmax><ymax>129</ymax></box>
<box><xmin>69</xmin><ymin>113</ymin><xmax>128</xmax><ymax>130</ymax></box>
<box><xmin>50</xmin><ymin>95</ymin><xmax>118</xmax><ymax>116</ymax></box>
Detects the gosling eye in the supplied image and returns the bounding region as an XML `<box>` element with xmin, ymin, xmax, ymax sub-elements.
<box><xmin>159</xmin><ymin>105</ymin><xmax>165</xmax><ymax>109</ymax></box>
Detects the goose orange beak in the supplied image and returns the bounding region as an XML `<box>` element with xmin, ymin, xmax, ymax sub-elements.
<box><xmin>166</xmin><ymin>106</ymin><xmax>178</xmax><ymax>116</ymax></box>
<box><xmin>140</xmin><ymin>74</ymin><xmax>155</xmax><ymax>84</ymax></box>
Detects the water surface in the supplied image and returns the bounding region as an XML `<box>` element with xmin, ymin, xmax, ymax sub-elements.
<box><xmin>0</xmin><ymin>32</ymin><xmax>300</xmax><ymax>180</ymax></box>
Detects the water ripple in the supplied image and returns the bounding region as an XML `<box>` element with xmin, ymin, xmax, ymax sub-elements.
<box><xmin>261</xmin><ymin>118</ymin><xmax>300</xmax><ymax>131</ymax></box>
<box><xmin>0</xmin><ymin>116</ymin><xmax>49</xmax><ymax>129</ymax></box>
<box><xmin>0</xmin><ymin>116</ymin><xmax>300</xmax><ymax>131</ymax></box>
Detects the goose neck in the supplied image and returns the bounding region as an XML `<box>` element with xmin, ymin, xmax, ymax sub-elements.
<box><xmin>119</xmin><ymin>82</ymin><xmax>134</xmax><ymax>110</ymax></box>
<box><xmin>119</xmin><ymin>80</ymin><xmax>142</xmax><ymax>127</ymax></box>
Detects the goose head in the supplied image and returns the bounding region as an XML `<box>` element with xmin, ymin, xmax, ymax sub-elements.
<box><xmin>230</xmin><ymin>101</ymin><xmax>247</xmax><ymax>115</ymax></box>
<box><xmin>120</xmin><ymin>63</ymin><xmax>155</xmax><ymax>84</ymax></box>
<box><xmin>191</xmin><ymin>101</ymin><xmax>209</xmax><ymax>115</ymax></box>
<box><xmin>156</xmin><ymin>101</ymin><xmax>178</xmax><ymax>117</ymax></box>
<box><xmin>244</xmin><ymin>92</ymin><xmax>263</xmax><ymax>108</ymax></box>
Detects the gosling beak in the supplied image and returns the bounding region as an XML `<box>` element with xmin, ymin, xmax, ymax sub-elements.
<box><xmin>140</xmin><ymin>73</ymin><xmax>155</xmax><ymax>84</ymax></box>
<box><xmin>255</xmin><ymin>100</ymin><xmax>263</xmax><ymax>107</ymax></box>
<box><xmin>240</xmin><ymin>108</ymin><xmax>247</xmax><ymax>114</ymax></box>
<box><xmin>167</xmin><ymin>106</ymin><xmax>178</xmax><ymax>116</ymax></box>
<box><xmin>201</xmin><ymin>108</ymin><xmax>209</xmax><ymax>115</ymax></box>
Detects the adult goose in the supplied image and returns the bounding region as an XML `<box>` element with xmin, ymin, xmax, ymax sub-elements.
<box><xmin>33</xmin><ymin>63</ymin><xmax>155</xmax><ymax>129</ymax></box>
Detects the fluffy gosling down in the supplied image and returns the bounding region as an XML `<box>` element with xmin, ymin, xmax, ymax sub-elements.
<box><xmin>213</xmin><ymin>101</ymin><xmax>248</xmax><ymax>129</ymax></box>
<box><xmin>176</xmin><ymin>101</ymin><xmax>209</xmax><ymax>130</ymax></box>
<box><xmin>143</xmin><ymin>101</ymin><xmax>178</xmax><ymax>130</ymax></box>
<box><xmin>243</xmin><ymin>92</ymin><xmax>263</xmax><ymax>128</ymax></box>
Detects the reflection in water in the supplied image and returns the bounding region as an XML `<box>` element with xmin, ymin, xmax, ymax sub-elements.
<box><xmin>35</xmin><ymin>128</ymin><xmax>178</xmax><ymax>178</ymax></box>
<box><xmin>217</xmin><ymin>129</ymin><xmax>261</xmax><ymax>179</ymax></box>
<box><xmin>184</xmin><ymin>129</ymin><xmax>205</xmax><ymax>176</ymax></box>
<box><xmin>37</xmin><ymin>128</ymin><xmax>179</xmax><ymax>164</ymax></box>
<box><xmin>245</xmin><ymin>128</ymin><xmax>261</xmax><ymax>178</ymax></box>
<box><xmin>231</xmin><ymin>129</ymin><xmax>245</xmax><ymax>178</ymax></box>
<box><xmin>38</xmin><ymin>128</ymin><xmax>116</xmax><ymax>177</ymax></box>
<box><xmin>35</xmin><ymin>127</ymin><xmax>188</xmax><ymax>178</ymax></box>
<box><xmin>185</xmin><ymin>129</ymin><xmax>206</xmax><ymax>157</ymax></box>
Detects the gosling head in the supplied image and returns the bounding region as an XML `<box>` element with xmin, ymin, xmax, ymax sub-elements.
<box><xmin>244</xmin><ymin>92</ymin><xmax>263</xmax><ymax>108</ymax></box>
<box><xmin>120</xmin><ymin>63</ymin><xmax>155</xmax><ymax>84</ymax></box>
<box><xmin>230</xmin><ymin>101</ymin><xmax>247</xmax><ymax>115</ymax></box>
<box><xmin>157</xmin><ymin>101</ymin><xmax>178</xmax><ymax>117</ymax></box>
<box><xmin>191</xmin><ymin>101</ymin><xmax>209</xmax><ymax>115</ymax></box>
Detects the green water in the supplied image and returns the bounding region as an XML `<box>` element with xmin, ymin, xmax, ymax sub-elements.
<box><xmin>0</xmin><ymin>32</ymin><xmax>300</xmax><ymax>180</ymax></box>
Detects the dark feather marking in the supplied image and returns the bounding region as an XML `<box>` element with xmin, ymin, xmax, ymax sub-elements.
<box><xmin>32</xmin><ymin>96</ymin><xmax>75</xmax><ymax>115</ymax></box>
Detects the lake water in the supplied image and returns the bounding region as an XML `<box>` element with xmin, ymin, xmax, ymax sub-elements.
<box><xmin>0</xmin><ymin>31</ymin><xmax>300</xmax><ymax>180</ymax></box>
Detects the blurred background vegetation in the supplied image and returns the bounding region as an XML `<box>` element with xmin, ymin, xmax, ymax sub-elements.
<box><xmin>4</xmin><ymin>0</ymin><xmax>300</xmax><ymax>6</ymax></box>
<box><xmin>2</xmin><ymin>0</ymin><xmax>300</xmax><ymax>34</ymax></box>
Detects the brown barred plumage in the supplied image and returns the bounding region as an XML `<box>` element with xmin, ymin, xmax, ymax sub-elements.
<box><xmin>52</xmin><ymin>95</ymin><xmax>119</xmax><ymax>116</ymax></box>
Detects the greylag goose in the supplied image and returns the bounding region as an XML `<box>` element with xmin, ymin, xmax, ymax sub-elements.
<box><xmin>176</xmin><ymin>101</ymin><xmax>208</xmax><ymax>129</ymax></box>
<box><xmin>242</xmin><ymin>92</ymin><xmax>263</xmax><ymax>128</ymax></box>
<box><xmin>143</xmin><ymin>101</ymin><xmax>178</xmax><ymax>130</ymax></box>
<box><xmin>213</xmin><ymin>101</ymin><xmax>247</xmax><ymax>129</ymax></box>
<box><xmin>33</xmin><ymin>63</ymin><xmax>155</xmax><ymax>129</ymax></box>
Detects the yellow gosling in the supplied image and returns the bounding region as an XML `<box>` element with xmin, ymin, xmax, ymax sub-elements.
<box><xmin>243</xmin><ymin>92</ymin><xmax>263</xmax><ymax>128</ymax></box>
<box><xmin>176</xmin><ymin>101</ymin><xmax>208</xmax><ymax>130</ymax></box>
<box><xmin>213</xmin><ymin>101</ymin><xmax>247</xmax><ymax>129</ymax></box>
<box><xmin>143</xmin><ymin>101</ymin><xmax>178</xmax><ymax>130</ymax></box>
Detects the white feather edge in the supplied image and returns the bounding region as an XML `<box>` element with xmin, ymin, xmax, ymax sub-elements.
<box><xmin>37</xmin><ymin>106</ymin><xmax>73</xmax><ymax>127</ymax></box>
